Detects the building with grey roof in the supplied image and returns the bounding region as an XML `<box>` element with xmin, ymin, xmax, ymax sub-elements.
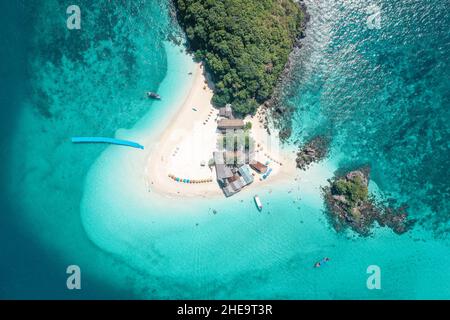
<box><xmin>238</xmin><ymin>164</ymin><xmax>254</xmax><ymax>185</ymax></box>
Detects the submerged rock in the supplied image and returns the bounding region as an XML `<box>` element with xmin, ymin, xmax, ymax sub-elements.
<box><xmin>296</xmin><ymin>135</ymin><xmax>330</xmax><ymax>170</ymax></box>
<box><xmin>323</xmin><ymin>166</ymin><xmax>415</xmax><ymax>236</ymax></box>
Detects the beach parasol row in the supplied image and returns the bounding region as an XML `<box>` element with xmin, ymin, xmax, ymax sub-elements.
<box><xmin>168</xmin><ymin>174</ymin><xmax>213</xmax><ymax>184</ymax></box>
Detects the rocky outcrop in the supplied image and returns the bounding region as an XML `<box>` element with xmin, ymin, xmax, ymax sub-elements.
<box><xmin>296</xmin><ymin>136</ymin><xmax>330</xmax><ymax>170</ymax></box>
<box><xmin>323</xmin><ymin>166</ymin><xmax>415</xmax><ymax>236</ymax></box>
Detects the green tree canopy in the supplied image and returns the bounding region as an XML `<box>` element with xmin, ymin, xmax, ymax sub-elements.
<box><xmin>331</xmin><ymin>177</ymin><xmax>369</xmax><ymax>207</ymax></box>
<box><xmin>175</xmin><ymin>0</ymin><xmax>304</xmax><ymax>115</ymax></box>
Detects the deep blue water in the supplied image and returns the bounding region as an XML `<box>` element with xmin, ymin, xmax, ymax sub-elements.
<box><xmin>0</xmin><ymin>0</ymin><xmax>173</xmax><ymax>299</ymax></box>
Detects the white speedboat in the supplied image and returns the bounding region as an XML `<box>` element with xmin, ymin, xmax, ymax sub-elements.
<box><xmin>254</xmin><ymin>195</ymin><xmax>262</xmax><ymax>211</ymax></box>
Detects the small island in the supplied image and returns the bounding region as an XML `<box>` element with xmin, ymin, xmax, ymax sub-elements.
<box><xmin>323</xmin><ymin>166</ymin><xmax>415</xmax><ymax>236</ymax></box>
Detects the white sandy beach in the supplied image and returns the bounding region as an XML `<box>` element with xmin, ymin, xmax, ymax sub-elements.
<box><xmin>145</xmin><ymin>62</ymin><xmax>298</xmax><ymax>198</ymax></box>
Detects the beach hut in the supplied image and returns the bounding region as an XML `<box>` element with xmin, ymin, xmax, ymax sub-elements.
<box><xmin>250</xmin><ymin>161</ymin><xmax>268</xmax><ymax>174</ymax></box>
<box><xmin>217</xmin><ymin>119</ymin><xmax>245</xmax><ymax>131</ymax></box>
<box><xmin>219</xmin><ymin>104</ymin><xmax>233</xmax><ymax>119</ymax></box>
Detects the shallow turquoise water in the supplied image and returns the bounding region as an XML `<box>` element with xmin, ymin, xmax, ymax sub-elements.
<box><xmin>2</xmin><ymin>0</ymin><xmax>176</xmax><ymax>298</ymax></box>
<box><xmin>1</xmin><ymin>0</ymin><xmax>449</xmax><ymax>299</ymax></box>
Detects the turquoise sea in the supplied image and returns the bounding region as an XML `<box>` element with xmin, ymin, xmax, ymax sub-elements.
<box><xmin>1</xmin><ymin>0</ymin><xmax>449</xmax><ymax>299</ymax></box>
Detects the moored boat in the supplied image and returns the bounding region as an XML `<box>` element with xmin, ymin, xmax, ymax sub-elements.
<box><xmin>146</xmin><ymin>91</ymin><xmax>161</xmax><ymax>100</ymax></box>
<box><xmin>254</xmin><ymin>195</ymin><xmax>263</xmax><ymax>211</ymax></box>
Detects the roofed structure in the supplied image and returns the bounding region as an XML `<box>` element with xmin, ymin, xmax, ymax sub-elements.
<box><xmin>238</xmin><ymin>165</ymin><xmax>254</xmax><ymax>185</ymax></box>
<box><xmin>215</xmin><ymin>164</ymin><xmax>233</xmax><ymax>181</ymax></box>
<box><xmin>219</xmin><ymin>104</ymin><xmax>233</xmax><ymax>119</ymax></box>
<box><xmin>228</xmin><ymin>176</ymin><xmax>244</xmax><ymax>191</ymax></box>
<box><xmin>223</xmin><ymin>184</ymin><xmax>238</xmax><ymax>197</ymax></box>
<box><xmin>217</xmin><ymin>119</ymin><xmax>245</xmax><ymax>130</ymax></box>
<box><xmin>250</xmin><ymin>161</ymin><xmax>268</xmax><ymax>174</ymax></box>
<box><xmin>213</xmin><ymin>151</ymin><xmax>233</xmax><ymax>181</ymax></box>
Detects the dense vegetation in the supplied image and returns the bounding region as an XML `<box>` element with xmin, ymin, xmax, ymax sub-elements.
<box><xmin>174</xmin><ymin>0</ymin><xmax>304</xmax><ymax>115</ymax></box>
<box><xmin>331</xmin><ymin>176</ymin><xmax>369</xmax><ymax>208</ymax></box>
<box><xmin>324</xmin><ymin>168</ymin><xmax>413</xmax><ymax>236</ymax></box>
